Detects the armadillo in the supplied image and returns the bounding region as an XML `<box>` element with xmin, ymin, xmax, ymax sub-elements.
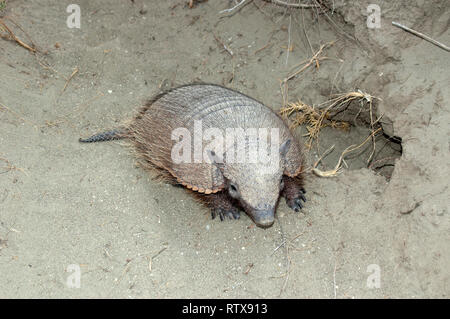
<box><xmin>80</xmin><ymin>84</ymin><xmax>306</xmax><ymax>228</ymax></box>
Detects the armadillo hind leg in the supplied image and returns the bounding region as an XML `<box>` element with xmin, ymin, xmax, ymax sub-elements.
<box><xmin>79</xmin><ymin>129</ymin><xmax>124</xmax><ymax>143</ymax></box>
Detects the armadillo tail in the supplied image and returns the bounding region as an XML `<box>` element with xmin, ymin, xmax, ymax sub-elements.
<box><xmin>79</xmin><ymin>129</ymin><xmax>125</xmax><ymax>143</ymax></box>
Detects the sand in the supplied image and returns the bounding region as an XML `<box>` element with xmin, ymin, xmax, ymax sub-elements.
<box><xmin>0</xmin><ymin>0</ymin><xmax>448</xmax><ymax>298</ymax></box>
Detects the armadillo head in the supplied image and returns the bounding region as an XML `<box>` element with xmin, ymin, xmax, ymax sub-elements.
<box><xmin>208</xmin><ymin>139</ymin><xmax>291</xmax><ymax>228</ymax></box>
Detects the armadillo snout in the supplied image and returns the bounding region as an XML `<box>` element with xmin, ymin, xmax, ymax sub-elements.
<box><xmin>250</xmin><ymin>209</ymin><xmax>275</xmax><ymax>228</ymax></box>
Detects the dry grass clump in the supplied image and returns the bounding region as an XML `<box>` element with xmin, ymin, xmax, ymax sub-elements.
<box><xmin>280</xmin><ymin>98</ymin><xmax>350</xmax><ymax>148</ymax></box>
<box><xmin>281</xmin><ymin>90</ymin><xmax>382</xmax><ymax>177</ymax></box>
<box><xmin>281</xmin><ymin>91</ymin><xmax>377</xmax><ymax>147</ymax></box>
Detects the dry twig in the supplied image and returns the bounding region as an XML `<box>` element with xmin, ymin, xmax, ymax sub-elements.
<box><xmin>220</xmin><ymin>0</ymin><xmax>251</xmax><ymax>13</ymax></box>
<box><xmin>312</xmin><ymin>127</ymin><xmax>382</xmax><ymax>177</ymax></box>
<box><xmin>0</xmin><ymin>155</ymin><xmax>26</xmax><ymax>175</ymax></box>
<box><xmin>148</xmin><ymin>247</ymin><xmax>168</xmax><ymax>272</ymax></box>
<box><xmin>61</xmin><ymin>67</ymin><xmax>79</xmax><ymax>93</ymax></box>
<box><xmin>0</xmin><ymin>17</ymin><xmax>36</xmax><ymax>52</ymax></box>
<box><xmin>263</xmin><ymin>0</ymin><xmax>320</xmax><ymax>8</ymax></box>
<box><xmin>213</xmin><ymin>32</ymin><xmax>234</xmax><ymax>56</ymax></box>
<box><xmin>392</xmin><ymin>21</ymin><xmax>450</xmax><ymax>52</ymax></box>
<box><xmin>280</xmin><ymin>41</ymin><xmax>334</xmax><ymax>106</ymax></box>
<box><xmin>0</xmin><ymin>102</ymin><xmax>37</xmax><ymax>127</ymax></box>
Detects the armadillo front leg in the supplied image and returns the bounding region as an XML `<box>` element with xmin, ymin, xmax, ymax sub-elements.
<box><xmin>282</xmin><ymin>175</ymin><xmax>306</xmax><ymax>213</ymax></box>
<box><xmin>205</xmin><ymin>192</ymin><xmax>241</xmax><ymax>221</ymax></box>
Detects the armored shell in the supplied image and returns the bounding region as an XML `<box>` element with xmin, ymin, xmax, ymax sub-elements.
<box><xmin>125</xmin><ymin>84</ymin><xmax>303</xmax><ymax>193</ymax></box>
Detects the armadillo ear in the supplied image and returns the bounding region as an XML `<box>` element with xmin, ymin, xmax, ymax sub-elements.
<box><xmin>206</xmin><ymin>150</ymin><xmax>226</xmax><ymax>185</ymax></box>
<box><xmin>206</xmin><ymin>150</ymin><xmax>224</xmax><ymax>167</ymax></box>
<box><xmin>280</xmin><ymin>139</ymin><xmax>291</xmax><ymax>158</ymax></box>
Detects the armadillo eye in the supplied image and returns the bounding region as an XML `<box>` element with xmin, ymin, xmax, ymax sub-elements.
<box><xmin>228</xmin><ymin>183</ymin><xmax>239</xmax><ymax>198</ymax></box>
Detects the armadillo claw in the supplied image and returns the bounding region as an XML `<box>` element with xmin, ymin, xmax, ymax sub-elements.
<box><xmin>299</xmin><ymin>193</ymin><xmax>307</xmax><ymax>203</ymax></box>
<box><xmin>286</xmin><ymin>193</ymin><xmax>307</xmax><ymax>213</ymax></box>
<box><xmin>211</xmin><ymin>208</ymin><xmax>241</xmax><ymax>221</ymax></box>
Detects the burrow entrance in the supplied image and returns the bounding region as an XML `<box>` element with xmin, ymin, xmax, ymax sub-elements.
<box><xmin>281</xmin><ymin>94</ymin><xmax>402</xmax><ymax>180</ymax></box>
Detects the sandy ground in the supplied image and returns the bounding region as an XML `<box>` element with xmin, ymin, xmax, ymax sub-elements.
<box><xmin>0</xmin><ymin>0</ymin><xmax>448</xmax><ymax>298</ymax></box>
